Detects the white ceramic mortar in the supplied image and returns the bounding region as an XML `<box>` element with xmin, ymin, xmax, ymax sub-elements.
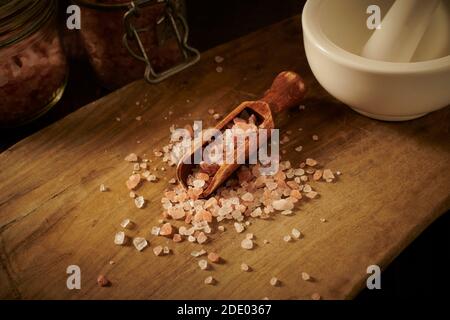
<box><xmin>302</xmin><ymin>0</ymin><xmax>450</xmax><ymax>121</ymax></box>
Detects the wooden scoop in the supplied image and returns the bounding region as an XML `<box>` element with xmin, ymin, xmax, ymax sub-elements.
<box><xmin>176</xmin><ymin>71</ymin><xmax>307</xmax><ymax>198</ymax></box>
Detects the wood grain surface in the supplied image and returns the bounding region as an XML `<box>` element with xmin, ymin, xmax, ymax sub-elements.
<box><xmin>0</xmin><ymin>17</ymin><xmax>449</xmax><ymax>300</ymax></box>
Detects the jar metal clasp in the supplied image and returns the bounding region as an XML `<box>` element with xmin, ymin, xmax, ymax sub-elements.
<box><xmin>123</xmin><ymin>0</ymin><xmax>200</xmax><ymax>84</ymax></box>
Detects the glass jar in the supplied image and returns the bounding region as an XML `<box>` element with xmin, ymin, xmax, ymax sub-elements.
<box><xmin>74</xmin><ymin>0</ymin><xmax>199</xmax><ymax>89</ymax></box>
<box><xmin>0</xmin><ymin>0</ymin><xmax>68</xmax><ymax>128</ymax></box>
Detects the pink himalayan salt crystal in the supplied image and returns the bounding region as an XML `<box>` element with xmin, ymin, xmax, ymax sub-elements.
<box><xmin>160</xmin><ymin>223</ymin><xmax>173</xmax><ymax>236</ymax></box>
<box><xmin>270</xmin><ymin>277</ymin><xmax>279</xmax><ymax>286</ymax></box>
<box><xmin>126</xmin><ymin>174</ymin><xmax>141</xmax><ymax>190</ymax></box>
<box><xmin>305</xmin><ymin>158</ymin><xmax>318</xmax><ymax>167</ymax></box>
<box><xmin>234</xmin><ymin>222</ymin><xmax>245</xmax><ymax>233</ymax></box>
<box><xmin>305</xmin><ymin>191</ymin><xmax>318</xmax><ymax>199</ymax></box>
<box><xmin>311</xmin><ymin>293</ymin><xmax>321</xmax><ymax>300</ymax></box>
<box><xmin>132</xmin><ymin>237</ymin><xmax>148</xmax><ymax>251</ymax></box>
<box><xmin>207</xmin><ymin>252</ymin><xmax>220</xmax><ymax>263</ymax></box>
<box><xmin>114</xmin><ymin>231</ymin><xmax>126</xmax><ymax>246</ymax></box>
<box><xmin>272</xmin><ymin>199</ymin><xmax>294</xmax><ymax>211</ymax></box>
<box><xmin>193</xmin><ymin>179</ymin><xmax>206</xmax><ymax>188</ymax></box>
<box><xmin>199</xmin><ymin>162</ymin><xmax>220</xmax><ymax>176</ymax></box>
<box><xmin>198</xmin><ymin>259</ymin><xmax>208</xmax><ymax>270</ymax></box>
<box><xmin>204</xmin><ymin>276</ymin><xmax>216</xmax><ymax>285</ymax></box>
<box><xmin>241</xmin><ymin>238</ymin><xmax>253</xmax><ymax>250</ymax></box>
<box><xmin>168</xmin><ymin>207</ymin><xmax>185</xmax><ymax>220</ymax></box>
<box><xmin>301</xmin><ymin>272</ymin><xmax>311</xmax><ymax>281</ymax></box>
<box><xmin>214</xmin><ymin>55</ymin><xmax>224</xmax><ymax>63</ymax></box>
<box><xmin>323</xmin><ymin>169</ymin><xmax>335</xmax><ymax>181</ymax></box>
<box><xmin>241</xmin><ymin>263</ymin><xmax>251</xmax><ymax>272</ymax></box>
<box><xmin>241</xmin><ymin>192</ymin><xmax>254</xmax><ymax>202</ymax></box>
<box><xmin>265</xmin><ymin>181</ymin><xmax>278</xmax><ymax>191</ymax></box>
<box><xmin>124</xmin><ymin>153</ymin><xmax>138</xmax><ymax>162</ymax></box>
<box><xmin>197</xmin><ymin>232</ymin><xmax>208</xmax><ymax>244</ymax></box>
<box><xmin>173</xmin><ymin>233</ymin><xmax>183</xmax><ymax>243</ymax></box>
<box><xmin>196</xmin><ymin>172</ymin><xmax>210</xmax><ymax>181</ymax></box>
<box><xmin>153</xmin><ymin>245</ymin><xmax>163</xmax><ymax>256</ymax></box>
<box><xmin>313</xmin><ymin>170</ymin><xmax>323</xmax><ymax>181</ymax></box>
<box><xmin>292</xmin><ymin>228</ymin><xmax>302</xmax><ymax>239</ymax></box>
<box><xmin>134</xmin><ymin>196</ymin><xmax>145</xmax><ymax>208</ymax></box>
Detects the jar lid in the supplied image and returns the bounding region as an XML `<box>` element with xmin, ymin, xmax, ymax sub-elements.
<box><xmin>0</xmin><ymin>0</ymin><xmax>55</xmax><ymax>48</ymax></box>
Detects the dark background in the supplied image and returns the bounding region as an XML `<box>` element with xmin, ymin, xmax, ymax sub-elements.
<box><xmin>1</xmin><ymin>0</ymin><xmax>448</xmax><ymax>299</ymax></box>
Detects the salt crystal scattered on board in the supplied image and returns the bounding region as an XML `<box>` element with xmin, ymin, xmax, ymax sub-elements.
<box><xmin>134</xmin><ymin>196</ymin><xmax>145</xmax><ymax>208</ymax></box>
<box><xmin>173</xmin><ymin>234</ymin><xmax>182</xmax><ymax>243</ymax></box>
<box><xmin>207</xmin><ymin>252</ymin><xmax>220</xmax><ymax>263</ymax></box>
<box><xmin>214</xmin><ymin>55</ymin><xmax>224</xmax><ymax>63</ymax></box>
<box><xmin>133</xmin><ymin>237</ymin><xmax>148</xmax><ymax>251</ymax></box>
<box><xmin>191</xmin><ymin>249</ymin><xmax>207</xmax><ymax>257</ymax></box>
<box><xmin>151</xmin><ymin>226</ymin><xmax>160</xmax><ymax>236</ymax></box>
<box><xmin>99</xmin><ymin>184</ymin><xmax>107</xmax><ymax>192</ymax></box>
<box><xmin>305</xmin><ymin>158</ymin><xmax>318</xmax><ymax>167</ymax></box>
<box><xmin>114</xmin><ymin>231</ymin><xmax>126</xmax><ymax>246</ymax></box>
<box><xmin>97</xmin><ymin>275</ymin><xmax>110</xmax><ymax>287</ymax></box>
<box><xmin>241</xmin><ymin>263</ymin><xmax>250</xmax><ymax>272</ymax></box>
<box><xmin>241</xmin><ymin>238</ymin><xmax>253</xmax><ymax>250</ymax></box>
<box><xmin>292</xmin><ymin>228</ymin><xmax>302</xmax><ymax>239</ymax></box>
<box><xmin>323</xmin><ymin>169</ymin><xmax>335</xmax><ymax>181</ymax></box>
<box><xmin>120</xmin><ymin>219</ymin><xmax>134</xmax><ymax>230</ymax></box>
<box><xmin>301</xmin><ymin>272</ymin><xmax>311</xmax><ymax>281</ymax></box>
<box><xmin>311</xmin><ymin>293</ymin><xmax>321</xmax><ymax>300</ymax></box>
<box><xmin>234</xmin><ymin>222</ymin><xmax>245</xmax><ymax>233</ymax></box>
<box><xmin>127</xmin><ymin>174</ymin><xmax>141</xmax><ymax>190</ymax></box>
<box><xmin>305</xmin><ymin>191</ymin><xmax>318</xmax><ymax>199</ymax></box>
<box><xmin>160</xmin><ymin>223</ymin><xmax>173</xmax><ymax>236</ymax></box>
<box><xmin>270</xmin><ymin>277</ymin><xmax>279</xmax><ymax>286</ymax></box>
<box><xmin>204</xmin><ymin>276</ymin><xmax>215</xmax><ymax>285</ymax></box>
<box><xmin>124</xmin><ymin>153</ymin><xmax>138</xmax><ymax>162</ymax></box>
<box><xmin>197</xmin><ymin>232</ymin><xmax>208</xmax><ymax>244</ymax></box>
<box><xmin>153</xmin><ymin>245</ymin><xmax>163</xmax><ymax>256</ymax></box>
<box><xmin>198</xmin><ymin>259</ymin><xmax>208</xmax><ymax>270</ymax></box>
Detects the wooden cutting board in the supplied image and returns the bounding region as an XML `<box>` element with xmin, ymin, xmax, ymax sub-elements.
<box><xmin>0</xmin><ymin>17</ymin><xmax>449</xmax><ymax>300</ymax></box>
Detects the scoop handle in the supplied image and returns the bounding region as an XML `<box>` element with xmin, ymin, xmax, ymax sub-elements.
<box><xmin>261</xmin><ymin>71</ymin><xmax>307</xmax><ymax>114</ymax></box>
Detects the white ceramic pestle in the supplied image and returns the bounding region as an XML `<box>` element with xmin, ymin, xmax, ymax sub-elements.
<box><xmin>361</xmin><ymin>0</ymin><xmax>441</xmax><ymax>62</ymax></box>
